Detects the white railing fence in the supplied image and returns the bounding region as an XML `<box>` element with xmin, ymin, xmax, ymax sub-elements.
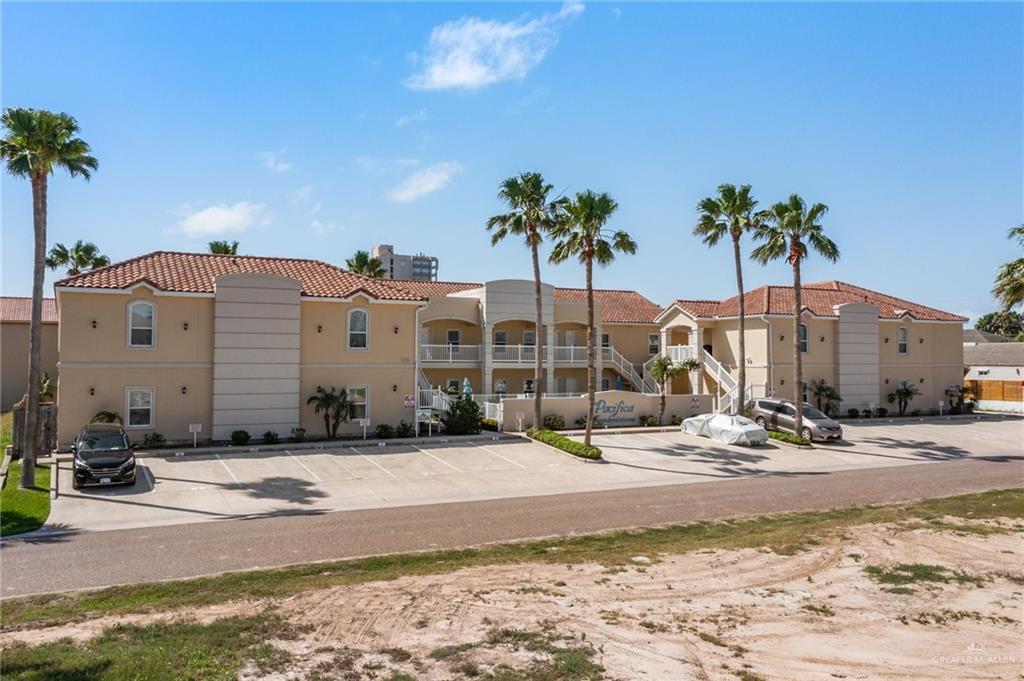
<box><xmin>551</xmin><ymin>345</ymin><xmax>588</xmax><ymax>364</ymax></box>
<box><xmin>602</xmin><ymin>346</ymin><xmax>657</xmax><ymax>393</ymax></box>
<box><xmin>492</xmin><ymin>344</ymin><xmax>538</xmax><ymax>364</ymax></box>
<box><xmin>418</xmin><ymin>388</ymin><xmax>452</xmax><ymax>413</ymax></box>
<box><xmin>419</xmin><ymin>344</ymin><xmax>481</xmax><ymax>363</ymax></box>
<box><xmin>700</xmin><ymin>349</ymin><xmax>739</xmax><ymax>414</ymax></box>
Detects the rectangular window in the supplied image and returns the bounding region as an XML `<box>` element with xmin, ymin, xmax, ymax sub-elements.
<box><xmin>897</xmin><ymin>327</ymin><xmax>908</xmax><ymax>354</ymax></box>
<box><xmin>801</xmin><ymin>382</ymin><xmax>809</xmax><ymax>404</ymax></box>
<box><xmin>446</xmin><ymin>329</ymin><xmax>460</xmax><ymax>346</ymax></box>
<box><xmin>523</xmin><ymin>329</ymin><xmax>536</xmax><ymax>346</ymax></box>
<box><xmin>601</xmin><ymin>378</ymin><xmax>610</xmax><ymax>391</ymax></box>
<box><xmin>601</xmin><ymin>333</ymin><xmax>610</xmax><ymax>348</ymax></box>
<box><xmin>125</xmin><ymin>387</ymin><xmax>154</xmax><ymax>428</ymax></box>
<box><xmin>495</xmin><ymin>379</ymin><xmax>507</xmax><ymax>395</ymax></box>
<box><xmin>799</xmin><ymin>324</ymin><xmax>808</xmax><ymax>354</ymax></box>
<box><xmin>522</xmin><ymin>379</ymin><xmax>535</xmax><ymax>394</ymax></box>
<box><xmin>648</xmin><ymin>334</ymin><xmax>660</xmax><ymax>355</ymax></box>
<box><xmin>347</xmin><ymin>386</ymin><xmax>368</xmax><ymax>420</ymax></box>
<box><xmin>446</xmin><ymin>379</ymin><xmax>460</xmax><ymax>393</ymax></box>
<box><xmin>493</xmin><ymin>330</ymin><xmax>507</xmax><ymax>346</ymax></box>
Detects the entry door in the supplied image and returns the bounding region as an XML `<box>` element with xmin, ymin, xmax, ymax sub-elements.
<box><xmin>565</xmin><ymin>376</ymin><xmax>579</xmax><ymax>394</ymax></box>
<box><xmin>565</xmin><ymin>330</ymin><xmax>578</xmax><ymax>346</ymax></box>
<box><xmin>776</xmin><ymin>404</ymin><xmax>796</xmax><ymax>433</ymax></box>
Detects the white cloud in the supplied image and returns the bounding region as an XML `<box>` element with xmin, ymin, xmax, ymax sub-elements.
<box><xmin>179</xmin><ymin>202</ymin><xmax>266</xmax><ymax>237</ymax></box>
<box><xmin>309</xmin><ymin>219</ymin><xmax>343</xmax><ymax>236</ymax></box>
<box><xmin>289</xmin><ymin>185</ymin><xmax>314</xmax><ymax>204</ymax></box>
<box><xmin>610</xmin><ymin>7</ymin><xmax>621</xmax><ymax>20</ymax></box>
<box><xmin>259</xmin><ymin>151</ymin><xmax>291</xmax><ymax>174</ymax></box>
<box><xmin>396</xmin><ymin>108</ymin><xmax>429</xmax><ymax>128</ymax></box>
<box><xmin>387</xmin><ymin>161</ymin><xmax>462</xmax><ymax>203</ymax></box>
<box><xmin>404</xmin><ymin>2</ymin><xmax>584</xmax><ymax>91</ymax></box>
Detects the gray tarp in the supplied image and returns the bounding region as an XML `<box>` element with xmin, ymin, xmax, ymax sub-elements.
<box><xmin>682</xmin><ymin>413</ymin><xmax>769</xmax><ymax>446</ymax></box>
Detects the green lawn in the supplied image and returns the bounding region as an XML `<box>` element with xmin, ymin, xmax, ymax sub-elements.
<box><xmin>1</xmin><ymin>410</ymin><xmax>12</xmax><ymax>450</ymax></box>
<box><xmin>2</xmin><ymin>487</ymin><xmax>1020</xmax><ymax>631</ymax></box>
<box><xmin>1</xmin><ymin>461</ymin><xmax>51</xmax><ymax>537</ymax></box>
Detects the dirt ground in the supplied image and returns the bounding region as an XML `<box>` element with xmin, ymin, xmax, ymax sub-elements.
<box><xmin>5</xmin><ymin>518</ymin><xmax>1023</xmax><ymax>680</ymax></box>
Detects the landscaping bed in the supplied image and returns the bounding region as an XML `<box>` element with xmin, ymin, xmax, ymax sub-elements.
<box><xmin>527</xmin><ymin>428</ymin><xmax>603</xmax><ymax>460</ymax></box>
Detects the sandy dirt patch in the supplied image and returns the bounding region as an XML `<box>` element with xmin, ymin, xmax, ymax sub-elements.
<box><xmin>4</xmin><ymin>518</ymin><xmax>1022</xmax><ymax>680</ymax></box>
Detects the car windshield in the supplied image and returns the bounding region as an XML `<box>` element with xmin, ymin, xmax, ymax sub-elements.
<box><xmin>78</xmin><ymin>431</ymin><xmax>129</xmax><ymax>453</ymax></box>
<box><xmin>802</xmin><ymin>406</ymin><xmax>829</xmax><ymax>420</ymax></box>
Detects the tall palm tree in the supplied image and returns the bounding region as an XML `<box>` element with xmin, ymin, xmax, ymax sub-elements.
<box><xmin>993</xmin><ymin>225</ymin><xmax>1024</xmax><ymax>310</ymax></box>
<box><xmin>45</xmin><ymin>240</ymin><xmax>110</xmax><ymax>276</ymax></box>
<box><xmin>549</xmin><ymin>190</ymin><xmax>637</xmax><ymax>447</ymax></box>
<box><xmin>751</xmin><ymin>194</ymin><xmax>839</xmax><ymax>436</ymax></box>
<box><xmin>1</xmin><ymin>108</ymin><xmax>97</xmax><ymax>488</ymax></box>
<box><xmin>208</xmin><ymin>240</ymin><xmax>239</xmax><ymax>255</ymax></box>
<box><xmin>693</xmin><ymin>184</ymin><xmax>762</xmax><ymax>412</ymax></box>
<box><xmin>486</xmin><ymin>172</ymin><xmax>565</xmax><ymax>430</ymax></box>
<box><xmin>345</xmin><ymin>250</ymin><xmax>386</xmax><ymax>277</ymax></box>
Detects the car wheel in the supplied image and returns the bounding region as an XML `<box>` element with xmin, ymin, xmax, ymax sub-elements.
<box><xmin>125</xmin><ymin>476</ymin><xmax>137</xmax><ymax>487</ymax></box>
<box><xmin>801</xmin><ymin>427</ymin><xmax>813</xmax><ymax>441</ymax></box>
<box><xmin>755</xmin><ymin>416</ymin><xmax>766</xmax><ymax>428</ymax></box>
<box><xmin>72</xmin><ymin>477</ymin><xmax>81</xmax><ymax>490</ymax></box>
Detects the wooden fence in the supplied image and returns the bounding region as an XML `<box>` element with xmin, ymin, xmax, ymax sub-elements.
<box><xmin>964</xmin><ymin>380</ymin><xmax>1023</xmax><ymax>403</ymax></box>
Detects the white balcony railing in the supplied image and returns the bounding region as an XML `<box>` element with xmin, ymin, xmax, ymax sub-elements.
<box><xmin>665</xmin><ymin>345</ymin><xmax>695</xmax><ymax>363</ymax></box>
<box><xmin>419</xmin><ymin>344</ymin><xmax>482</xmax><ymax>363</ymax></box>
<box><xmin>551</xmin><ymin>345</ymin><xmax>588</xmax><ymax>364</ymax></box>
<box><xmin>492</xmin><ymin>344</ymin><xmax>538</xmax><ymax>363</ymax></box>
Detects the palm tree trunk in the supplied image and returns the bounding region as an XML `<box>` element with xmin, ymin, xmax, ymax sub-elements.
<box><xmin>21</xmin><ymin>173</ymin><xmax>47</xmax><ymax>488</ymax></box>
<box><xmin>791</xmin><ymin>246</ymin><xmax>803</xmax><ymax>436</ymax></box>
<box><xmin>584</xmin><ymin>254</ymin><xmax>595</xmax><ymax>448</ymax></box>
<box><xmin>732</xmin><ymin>234</ymin><xmax>746</xmax><ymax>414</ymax></box>
<box><xmin>530</xmin><ymin>237</ymin><xmax>543</xmax><ymax>430</ymax></box>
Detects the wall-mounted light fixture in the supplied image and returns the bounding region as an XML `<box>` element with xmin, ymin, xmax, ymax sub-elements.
<box><xmin>89</xmin><ymin>387</ymin><xmax>96</xmax><ymax>396</ymax></box>
<box><xmin>919</xmin><ymin>338</ymin><xmax>924</xmax><ymax>344</ymax></box>
<box><xmin>780</xmin><ymin>379</ymin><xmax>785</xmax><ymax>386</ymax></box>
<box><xmin>919</xmin><ymin>378</ymin><xmax>925</xmax><ymax>384</ymax></box>
<box><xmin>779</xmin><ymin>335</ymin><xmax>785</xmax><ymax>342</ymax></box>
<box><xmin>884</xmin><ymin>337</ymin><xmax>889</xmax><ymax>343</ymax></box>
<box><xmin>316</xmin><ymin>324</ymin><xmax>323</xmax><ymax>333</ymax></box>
<box><xmin>181</xmin><ymin>386</ymin><xmax>188</xmax><ymax>395</ymax></box>
<box><xmin>820</xmin><ymin>336</ymin><xmax>826</xmax><ymax>343</ymax></box>
<box><xmin>885</xmin><ymin>378</ymin><xmax>890</xmax><ymax>384</ymax></box>
<box><xmin>393</xmin><ymin>325</ymin><xmax>400</xmax><ymax>334</ymax></box>
<box><xmin>183</xmin><ymin>322</ymin><xmax>190</xmax><ymax>331</ymax></box>
<box><xmin>392</xmin><ymin>384</ymin><xmax>398</xmax><ymax>392</ymax></box>
<box><xmin>91</xmin><ymin>320</ymin><xmax>98</xmax><ymax>329</ymax></box>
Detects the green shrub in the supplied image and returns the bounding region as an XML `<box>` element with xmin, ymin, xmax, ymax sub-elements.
<box><xmin>846</xmin><ymin>408</ymin><xmax>860</xmax><ymax>418</ymax></box>
<box><xmin>395</xmin><ymin>420</ymin><xmax>414</xmax><ymax>438</ymax></box>
<box><xmin>574</xmin><ymin>416</ymin><xmax>588</xmax><ymax>428</ymax></box>
<box><xmin>526</xmin><ymin>428</ymin><xmax>602</xmax><ymax>460</ymax></box>
<box><xmin>375</xmin><ymin>424</ymin><xmax>395</xmax><ymax>439</ymax></box>
<box><xmin>638</xmin><ymin>415</ymin><xmax>658</xmax><ymax>427</ymax></box>
<box><xmin>910</xmin><ymin>409</ymin><xmax>921</xmax><ymax>417</ymax></box>
<box><xmin>874</xmin><ymin>407</ymin><xmax>888</xmax><ymax>418</ymax></box>
<box><xmin>768</xmin><ymin>431</ymin><xmax>812</xmax><ymax>447</ymax></box>
<box><xmin>142</xmin><ymin>432</ymin><xmax>165</xmax><ymax>448</ymax></box>
<box><xmin>542</xmin><ymin>413</ymin><xmax>565</xmax><ymax>430</ymax></box>
<box><xmin>231</xmin><ymin>430</ymin><xmax>251</xmax><ymax>446</ymax></box>
<box><xmin>262</xmin><ymin>430</ymin><xmax>280</xmax><ymax>445</ymax></box>
<box><xmin>480</xmin><ymin>418</ymin><xmax>500</xmax><ymax>432</ymax></box>
<box><xmin>671</xmin><ymin>414</ymin><xmax>684</xmax><ymax>426</ymax></box>
<box><xmin>443</xmin><ymin>396</ymin><xmax>482</xmax><ymax>435</ymax></box>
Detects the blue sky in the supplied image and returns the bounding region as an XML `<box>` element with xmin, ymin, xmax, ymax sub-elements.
<box><xmin>2</xmin><ymin>2</ymin><xmax>1021</xmax><ymax>322</ymax></box>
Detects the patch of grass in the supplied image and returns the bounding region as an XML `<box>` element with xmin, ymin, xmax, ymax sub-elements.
<box><xmin>883</xmin><ymin>586</ymin><xmax>916</xmax><ymax>595</ymax></box>
<box><xmin>380</xmin><ymin>646</ymin><xmax>413</xmax><ymax>662</ymax></box>
<box><xmin>1</xmin><ymin>612</ymin><xmax>289</xmax><ymax>681</ymax></box>
<box><xmin>429</xmin><ymin>642</ymin><xmax>477</xmax><ymax>660</ymax></box>
<box><xmin>3</xmin><ymin>488</ymin><xmax>1021</xmax><ymax>631</ymax></box>
<box><xmin>1</xmin><ymin>461</ymin><xmax>51</xmax><ymax>536</ymax></box>
<box><xmin>767</xmin><ymin>430</ymin><xmax>812</xmax><ymax>446</ymax></box>
<box><xmin>864</xmin><ymin>563</ymin><xmax>987</xmax><ymax>588</ymax></box>
<box><xmin>734</xmin><ymin>670</ymin><xmax>769</xmax><ymax>681</ymax></box>
<box><xmin>526</xmin><ymin>428</ymin><xmax>602</xmax><ymax>460</ymax></box>
<box><xmin>1</xmin><ymin>410</ymin><xmax>12</xmax><ymax>450</ymax></box>
<box><xmin>698</xmin><ymin>631</ymin><xmax>730</xmax><ymax>647</ymax></box>
<box><xmin>800</xmin><ymin>602</ymin><xmax>835</xmax><ymax>617</ymax></box>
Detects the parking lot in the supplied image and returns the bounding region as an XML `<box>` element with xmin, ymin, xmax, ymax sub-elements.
<box><xmin>46</xmin><ymin>417</ymin><xmax>1022</xmax><ymax>533</ymax></box>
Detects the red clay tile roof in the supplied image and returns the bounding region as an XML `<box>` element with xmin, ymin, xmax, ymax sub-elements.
<box><xmin>0</xmin><ymin>297</ymin><xmax>57</xmax><ymax>323</ymax></box>
<box><xmin>668</xmin><ymin>281</ymin><xmax>965</xmax><ymax>322</ymax></box>
<box><xmin>55</xmin><ymin>252</ymin><xmax>426</xmax><ymax>301</ymax></box>
<box><xmin>385</xmin><ymin>279</ymin><xmax>483</xmax><ymax>297</ymax></box>
<box><xmin>554</xmin><ymin>288</ymin><xmax>662</xmax><ymax>324</ymax></box>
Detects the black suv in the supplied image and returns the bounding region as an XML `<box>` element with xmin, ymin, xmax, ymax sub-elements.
<box><xmin>72</xmin><ymin>424</ymin><xmax>137</xmax><ymax>489</ymax></box>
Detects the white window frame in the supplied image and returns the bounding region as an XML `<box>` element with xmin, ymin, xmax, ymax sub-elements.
<box><xmin>346</xmin><ymin>385</ymin><xmax>369</xmax><ymax>421</ymax></box>
<box><xmin>495</xmin><ymin>379</ymin><xmax>508</xmax><ymax>395</ymax></box>
<box><xmin>648</xmin><ymin>333</ymin><xmax>660</xmax><ymax>355</ymax></box>
<box><xmin>601</xmin><ymin>378</ymin><xmax>611</xmax><ymax>391</ymax></box>
<box><xmin>446</xmin><ymin>328</ymin><xmax>461</xmax><ymax>346</ymax></box>
<box><xmin>523</xmin><ymin>329</ymin><xmax>536</xmax><ymax>347</ymax></box>
<box><xmin>347</xmin><ymin>308</ymin><xmax>369</xmax><ymax>351</ymax></box>
<box><xmin>897</xmin><ymin>326</ymin><xmax>908</xmax><ymax>355</ymax></box>
<box><xmin>600</xmin><ymin>333</ymin><xmax>610</xmax><ymax>348</ymax></box>
<box><xmin>124</xmin><ymin>386</ymin><xmax>155</xmax><ymax>429</ymax></box>
<box><xmin>801</xmin><ymin>381</ymin><xmax>809</xmax><ymax>404</ymax></box>
<box><xmin>127</xmin><ymin>300</ymin><xmax>156</xmax><ymax>349</ymax></box>
<box><xmin>798</xmin><ymin>323</ymin><xmax>808</xmax><ymax>354</ymax></box>
<box><xmin>446</xmin><ymin>378</ymin><xmax>460</xmax><ymax>393</ymax></box>
<box><xmin>493</xmin><ymin>329</ymin><xmax>507</xmax><ymax>346</ymax></box>
<box><xmin>522</xmin><ymin>378</ymin><xmax>535</xmax><ymax>394</ymax></box>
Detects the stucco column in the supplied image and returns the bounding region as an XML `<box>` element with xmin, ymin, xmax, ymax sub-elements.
<box><xmin>544</xmin><ymin>323</ymin><xmax>555</xmax><ymax>395</ymax></box>
<box><xmin>482</xmin><ymin>322</ymin><xmax>493</xmax><ymax>394</ymax></box>
<box><xmin>690</xmin><ymin>326</ymin><xmax>704</xmax><ymax>394</ymax></box>
<box><xmin>660</xmin><ymin>327</ymin><xmax>671</xmax><ymax>392</ymax></box>
<box><xmin>594</xmin><ymin>323</ymin><xmax>604</xmax><ymax>392</ymax></box>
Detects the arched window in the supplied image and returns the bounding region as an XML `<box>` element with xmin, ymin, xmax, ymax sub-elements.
<box><xmin>347</xmin><ymin>309</ymin><xmax>368</xmax><ymax>349</ymax></box>
<box><xmin>897</xmin><ymin>326</ymin><xmax>908</xmax><ymax>354</ymax></box>
<box><xmin>798</xmin><ymin>323</ymin><xmax>808</xmax><ymax>354</ymax></box>
<box><xmin>128</xmin><ymin>300</ymin><xmax>155</xmax><ymax>348</ymax></box>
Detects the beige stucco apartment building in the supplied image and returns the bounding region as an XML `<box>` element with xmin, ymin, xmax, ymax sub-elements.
<box><xmin>1</xmin><ymin>297</ymin><xmax>59</xmax><ymax>409</ymax></box>
<box><xmin>49</xmin><ymin>252</ymin><xmax>966</xmax><ymax>444</ymax></box>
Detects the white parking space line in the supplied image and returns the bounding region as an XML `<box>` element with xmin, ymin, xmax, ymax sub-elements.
<box><xmin>140</xmin><ymin>465</ymin><xmax>154</xmax><ymax>489</ymax></box>
<box><xmin>215</xmin><ymin>454</ymin><xmax>242</xmax><ymax>486</ymax></box>
<box><xmin>285</xmin><ymin>450</ymin><xmax>322</xmax><ymax>482</ymax></box>
<box><xmin>635</xmin><ymin>433</ymin><xmax>678</xmax><ymax>446</ymax></box>
<box><xmin>469</xmin><ymin>442</ymin><xmax>528</xmax><ymax>469</ymax></box>
<box><xmin>411</xmin><ymin>444</ymin><xmax>463</xmax><ymax>473</ymax></box>
<box><xmin>350</xmin><ymin>447</ymin><xmax>397</xmax><ymax>478</ymax></box>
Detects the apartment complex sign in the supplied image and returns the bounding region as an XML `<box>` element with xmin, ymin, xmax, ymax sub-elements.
<box><xmin>594</xmin><ymin>397</ymin><xmax>638</xmax><ymax>425</ymax></box>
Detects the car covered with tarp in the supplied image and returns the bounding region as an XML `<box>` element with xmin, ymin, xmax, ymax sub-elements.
<box><xmin>681</xmin><ymin>413</ymin><xmax>769</xmax><ymax>446</ymax></box>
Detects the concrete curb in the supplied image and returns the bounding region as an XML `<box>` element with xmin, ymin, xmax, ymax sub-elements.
<box><xmin>840</xmin><ymin>413</ymin><xmax>1022</xmax><ymax>427</ymax></box>
<box><xmin>0</xmin><ymin>447</ymin><xmax>11</xmax><ymax>491</ymax></box>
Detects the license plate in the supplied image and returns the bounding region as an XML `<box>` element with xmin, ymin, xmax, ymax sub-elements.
<box><xmin>100</xmin><ymin>477</ymin><xmax>112</xmax><ymax>484</ymax></box>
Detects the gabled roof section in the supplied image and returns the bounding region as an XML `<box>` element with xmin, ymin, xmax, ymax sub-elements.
<box><xmin>387</xmin><ymin>279</ymin><xmax>483</xmax><ymax>298</ymax></box>
<box><xmin>553</xmin><ymin>288</ymin><xmax>663</xmax><ymax>324</ymax></box>
<box><xmin>668</xmin><ymin>281</ymin><xmax>965</xmax><ymax>322</ymax></box>
<box><xmin>0</xmin><ymin>297</ymin><xmax>57</xmax><ymax>323</ymax></box>
<box><xmin>964</xmin><ymin>342</ymin><xmax>1024</xmax><ymax>367</ymax></box>
<box><xmin>55</xmin><ymin>251</ymin><xmax>426</xmax><ymax>301</ymax></box>
<box><xmin>964</xmin><ymin>329</ymin><xmax>1013</xmax><ymax>344</ymax></box>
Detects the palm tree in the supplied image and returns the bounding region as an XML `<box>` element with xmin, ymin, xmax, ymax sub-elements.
<box><xmin>549</xmin><ymin>190</ymin><xmax>637</xmax><ymax>447</ymax></box>
<box><xmin>486</xmin><ymin>172</ymin><xmax>566</xmax><ymax>431</ymax></box>
<box><xmin>45</xmin><ymin>240</ymin><xmax>110</xmax><ymax>276</ymax></box>
<box><xmin>887</xmin><ymin>383</ymin><xmax>921</xmax><ymax>416</ymax></box>
<box><xmin>209</xmin><ymin>240</ymin><xmax>239</xmax><ymax>255</ymax></box>
<box><xmin>306</xmin><ymin>386</ymin><xmax>350</xmax><ymax>438</ymax></box>
<box><xmin>1</xmin><ymin>108</ymin><xmax>97</xmax><ymax>488</ymax></box>
<box><xmin>346</xmin><ymin>250</ymin><xmax>386</xmax><ymax>277</ymax></box>
<box><xmin>648</xmin><ymin>355</ymin><xmax>701</xmax><ymax>424</ymax></box>
<box><xmin>693</xmin><ymin>184</ymin><xmax>762</xmax><ymax>411</ymax></box>
<box><xmin>809</xmin><ymin>378</ymin><xmax>842</xmax><ymax>416</ymax></box>
<box><xmin>751</xmin><ymin>194</ymin><xmax>839</xmax><ymax>436</ymax></box>
<box><xmin>993</xmin><ymin>225</ymin><xmax>1024</xmax><ymax>310</ymax></box>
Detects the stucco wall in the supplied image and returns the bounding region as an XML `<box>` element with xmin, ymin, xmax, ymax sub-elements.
<box><xmin>1</xmin><ymin>321</ymin><xmax>59</xmax><ymax>409</ymax></box>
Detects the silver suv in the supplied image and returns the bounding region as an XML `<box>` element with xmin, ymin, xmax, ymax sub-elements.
<box><xmin>746</xmin><ymin>398</ymin><xmax>843</xmax><ymax>442</ymax></box>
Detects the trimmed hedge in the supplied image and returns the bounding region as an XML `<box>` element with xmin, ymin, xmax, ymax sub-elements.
<box><xmin>768</xmin><ymin>430</ymin><xmax>813</xmax><ymax>447</ymax></box>
<box><xmin>526</xmin><ymin>428</ymin><xmax>602</xmax><ymax>460</ymax></box>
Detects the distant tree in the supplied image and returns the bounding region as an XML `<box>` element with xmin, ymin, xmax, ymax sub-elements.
<box><xmin>1</xmin><ymin>107</ymin><xmax>97</xmax><ymax>488</ymax></box>
<box><xmin>992</xmin><ymin>225</ymin><xmax>1024</xmax><ymax>311</ymax></box>
<box><xmin>975</xmin><ymin>310</ymin><xmax>1023</xmax><ymax>338</ymax></box>
<box><xmin>752</xmin><ymin>194</ymin><xmax>840</xmax><ymax>436</ymax></box>
<box><xmin>550</xmin><ymin>190</ymin><xmax>637</xmax><ymax>447</ymax></box>
<box><xmin>45</xmin><ymin>240</ymin><xmax>110</xmax><ymax>276</ymax></box>
<box><xmin>208</xmin><ymin>240</ymin><xmax>239</xmax><ymax>255</ymax></box>
<box><xmin>346</xmin><ymin>250</ymin><xmax>386</xmax><ymax>277</ymax></box>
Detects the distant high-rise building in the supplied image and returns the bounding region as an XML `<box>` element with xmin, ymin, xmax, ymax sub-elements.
<box><xmin>371</xmin><ymin>244</ymin><xmax>439</xmax><ymax>281</ymax></box>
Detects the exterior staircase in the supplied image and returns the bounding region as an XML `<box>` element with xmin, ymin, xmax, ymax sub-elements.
<box><xmin>602</xmin><ymin>346</ymin><xmax>658</xmax><ymax>394</ymax></box>
<box><xmin>699</xmin><ymin>350</ymin><xmax>740</xmax><ymax>414</ymax></box>
<box><xmin>417</xmin><ymin>369</ymin><xmax>452</xmax><ymax>413</ymax></box>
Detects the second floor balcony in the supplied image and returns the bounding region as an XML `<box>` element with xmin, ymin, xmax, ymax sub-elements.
<box><xmin>420</xmin><ymin>343</ymin><xmax>482</xmax><ymax>363</ymax></box>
